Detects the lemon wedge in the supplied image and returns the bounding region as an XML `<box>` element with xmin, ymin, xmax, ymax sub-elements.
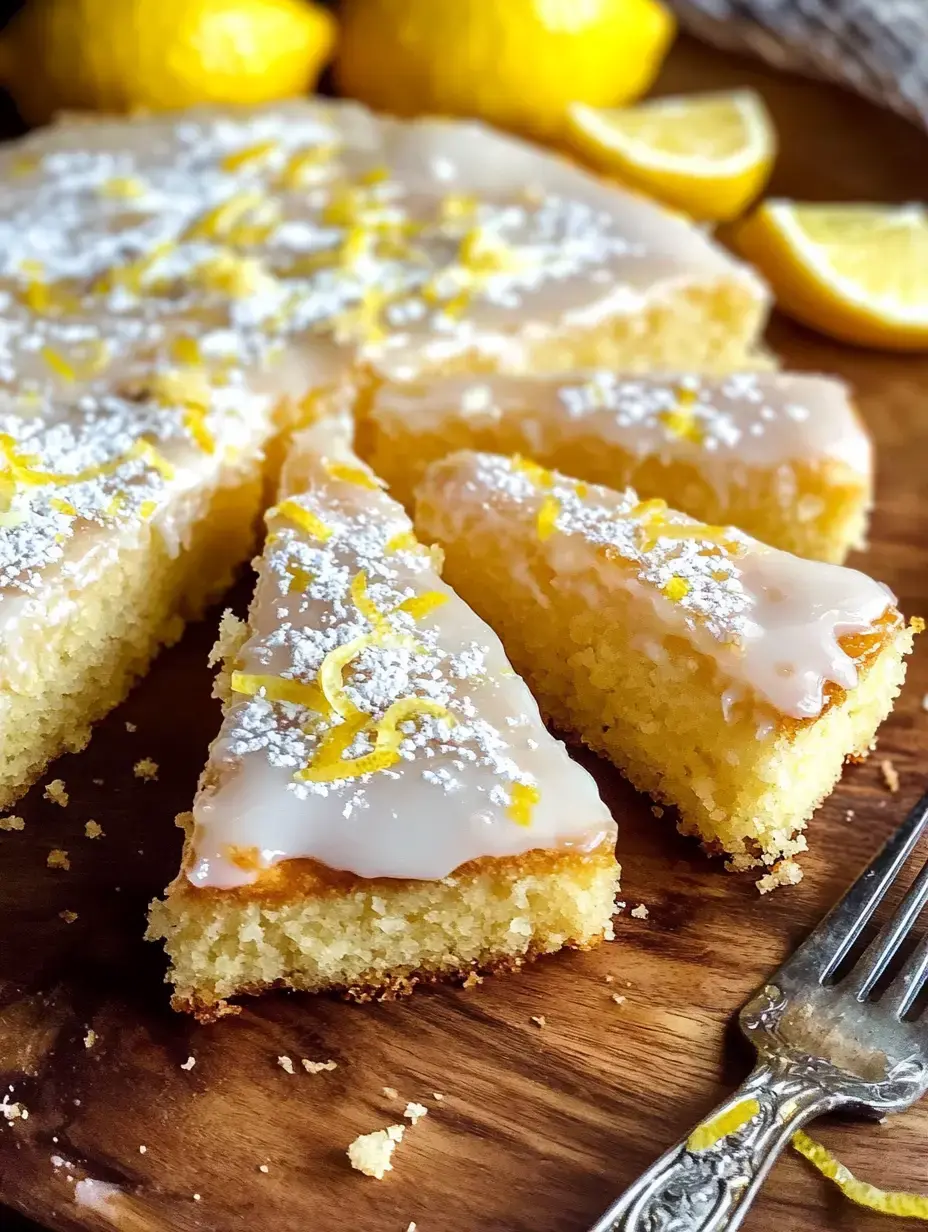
<box><xmin>567</xmin><ymin>90</ymin><xmax>776</xmax><ymax>222</ymax></box>
<box><xmin>731</xmin><ymin>200</ymin><xmax>928</xmax><ymax>350</ymax></box>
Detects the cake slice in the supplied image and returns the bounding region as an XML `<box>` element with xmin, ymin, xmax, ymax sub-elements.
<box><xmin>415</xmin><ymin>452</ymin><xmax>916</xmax><ymax>886</ymax></box>
<box><xmin>356</xmin><ymin>369</ymin><xmax>872</xmax><ymax>562</ymax></box>
<box><xmin>147</xmin><ymin>420</ymin><xmax>618</xmax><ymax>1019</ymax></box>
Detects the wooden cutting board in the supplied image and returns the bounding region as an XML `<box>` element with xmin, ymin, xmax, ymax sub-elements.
<box><xmin>3</xmin><ymin>36</ymin><xmax>928</xmax><ymax>1232</ymax></box>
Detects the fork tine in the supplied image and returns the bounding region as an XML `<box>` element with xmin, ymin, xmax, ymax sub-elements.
<box><xmin>852</xmin><ymin>855</ymin><xmax>928</xmax><ymax>999</ymax></box>
<box><xmin>791</xmin><ymin>788</ymin><xmax>928</xmax><ymax>983</ymax></box>
<box><xmin>883</xmin><ymin>934</ymin><xmax>928</xmax><ymax>1019</ymax></box>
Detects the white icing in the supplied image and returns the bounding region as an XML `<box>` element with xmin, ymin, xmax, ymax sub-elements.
<box><xmin>417</xmin><ymin>453</ymin><xmax>896</xmax><ymax>722</ymax></box>
<box><xmin>187</xmin><ymin>423</ymin><xmax>614</xmax><ymax>889</ymax></box>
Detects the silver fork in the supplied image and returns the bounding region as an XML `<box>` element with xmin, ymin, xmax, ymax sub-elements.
<box><xmin>589</xmin><ymin>788</ymin><xmax>928</xmax><ymax>1232</ymax></box>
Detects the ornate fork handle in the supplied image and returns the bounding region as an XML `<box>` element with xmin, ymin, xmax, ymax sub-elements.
<box><xmin>589</xmin><ymin>1062</ymin><xmax>844</xmax><ymax>1232</ymax></box>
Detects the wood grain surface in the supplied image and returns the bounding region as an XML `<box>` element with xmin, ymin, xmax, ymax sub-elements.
<box><xmin>2</xmin><ymin>36</ymin><xmax>928</xmax><ymax>1232</ymax></box>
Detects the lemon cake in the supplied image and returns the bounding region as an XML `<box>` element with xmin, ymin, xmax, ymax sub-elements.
<box><xmin>357</xmin><ymin>369</ymin><xmax>872</xmax><ymax>562</ymax></box>
<box><xmin>147</xmin><ymin>420</ymin><xmax>618</xmax><ymax>1019</ymax></box>
<box><xmin>0</xmin><ymin>97</ymin><xmax>770</xmax><ymax>807</ymax></box>
<box><xmin>0</xmin><ymin>96</ymin><xmax>769</xmax><ymax>808</ymax></box>
<box><xmin>415</xmin><ymin>452</ymin><xmax>915</xmax><ymax>881</ymax></box>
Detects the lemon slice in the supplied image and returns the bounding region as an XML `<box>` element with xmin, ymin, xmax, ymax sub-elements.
<box><xmin>567</xmin><ymin>90</ymin><xmax>776</xmax><ymax>221</ymax></box>
<box><xmin>731</xmin><ymin>200</ymin><xmax>928</xmax><ymax>350</ymax></box>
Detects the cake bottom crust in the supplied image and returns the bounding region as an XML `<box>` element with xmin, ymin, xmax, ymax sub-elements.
<box><xmin>148</xmin><ymin>838</ymin><xmax>620</xmax><ymax>1022</ymax></box>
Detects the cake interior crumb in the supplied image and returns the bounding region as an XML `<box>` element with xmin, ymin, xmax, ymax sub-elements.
<box><xmin>47</xmin><ymin>848</ymin><xmax>70</xmax><ymax>870</ymax></box>
<box><xmin>630</xmin><ymin>903</ymin><xmax>649</xmax><ymax>920</ymax></box>
<box><xmin>530</xmin><ymin>1014</ymin><xmax>547</xmax><ymax>1028</ymax></box>
<box><xmin>347</xmin><ymin>1124</ymin><xmax>404</xmax><ymax>1180</ymax></box>
<box><xmin>0</xmin><ymin>816</ymin><xmax>25</xmax><ymax>831</ymax></box>
<box><xmin>180</xmin><ymin>1056</ymin><xmax>196</xmax><ymax>1071</ymax></box>
<box><xmin>301</xmin><ymin>1058</ymin><xmax>337</xmax><ymax>1073</ymax></box>
<box><xmin>382</xmin><ymin>1086</ymin><xmax>399</xmax><ymax>1100</ymax></box>
<box><xmin>84</xmin><ymin>819</ymin><xmax>104</xmax><ymax>839</ymax></box>
<box><xmin>133</xmin><ymin>758</ymin><xmax>159</xmax><ymax>781</ymax></box>
<box><xmin>403</xmin><ymin>1102</ymin><xmax>428</xmax><ymax>1125</ymax></box>
<box><xmin>277</xmin><ymin>1055</ymin><xmax>295</xmax><ymax>1074</ymax></box>
<box><xmin>880</xmin><ymin>758</ymin><xmax>900</xmax><ymax>793</ymax></box>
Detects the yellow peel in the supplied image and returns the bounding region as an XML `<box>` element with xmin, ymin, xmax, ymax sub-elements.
<box><xmin>536</xmin><ymin>494</ymin><xmax>560</xmax><ymax>542</ymax></box>
<box><xmin>687</xmin><ymin>1099</ymin><xmax>760</xmax><ymax>1152</ymax></box>
<box><xmin>317</xmin><ymin>636</ymin><xmax>369</xmax><ymax>719</ymax></box>
<box><xmin>272</xmin><ymin>498</ymin><xmax>332</xmax><ymax>542</ymax></box>
<box><xmin>507</xmin><ymin>781</ymin><xmax>540</xmax><ymax>827</ymax></box>
<box><xmin>393</xmin><ymin>591</ymin><xmax>448</xmax><ymax>622</ymax></box>
<box><xmin>230</xmin><ymin>671</ymin><xmax>329</xmax><ymax>715</ymax></box>
<box><xmin>792</xmin><ymin>1130</ymin><xmax>928</xmax><ymax>1218</ymax></box>
<box><xmin>324</xmin><ymin>459</ymin><xmax>383</xmax><ymax>490</ymax></box>
<box><xmin>375</xmin><ymin>698</ymin><xmax>455</xmax><ymax>750</ymax></box>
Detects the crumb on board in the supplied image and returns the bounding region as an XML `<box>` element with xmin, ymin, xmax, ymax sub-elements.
<box><xmin>406</xmin><ymin>1224</ymin><xmax>417</xmax><ymax>1232</ymax></box>
<box><xmin>193</xmin><ymin>1194</ymin><xmax>201</xmax><ymax>1202</ymax></box>
<box><xmin>1</xmin><ymin>1097</ymin><xmax>28</xmax><ymax>1121</ymax></box>
<box><xmin>139</xmin><ymin>1145</ymin><xmax>147</xmax><ymax>1155</ymax></box>
<box><xmin>530</xmin><ymin>1014</ymin><xmax>547</xmax><ymax>1028</ymax></box>
<box><xmin>347</xmin><ymin>1124</ymin><xmax>404</xmax><ymax>1179</ymax></box>
<box><xmin>611</xmin><ymin>994</ymin><xmax>627</xmax><ymax>1006</ymax></box>
<box><xmin>604</xmin><ymin>974</ymin><xmax>615</xmax><ymax>984</ymax></box>
<box><xmin>756</xmin><ymin>858</ymin><xmax>803</xmax><ymax>895</ymax></box>
<box><xmin>301</xmin><ymin>1058</ymin><xmax>337</xmax><ymax>1073</ymax></box>
<box><xmin>133</xmin><ymin>758</ymin><xmax>159</xmax><ymax>781</ymax></box>
<box><xmin>382</xmin><ymin>1086</ymin><xmax>399</xmax><ymax>1100</ymax></box>
<box><xmin>630</xmin><ymin>903</ymin><xmax>649</xmax><ymax>920</ymax></box>
<box><xmin>403</xmin><ymin>1102</ymin><xmax>428</xmax><ymax>1125</ymax></box>
<box><xmin>84</xmin><ymin>820</ymin><xmax>104</xmax><ymax>839</ymax></box>
<box><xmin>277</xmin><ymin>1055</ymin><xmax>295</xmax><ymax>1074</ymax></box>
<box><xmin>92</xmin><ymin>778</ymin><xmax>104</xmax><ymax>787</ymax></box>
<box><xmin>47</xmin><ymin>849</ymin><xmax>70</xmax><ymax>870</ymax></box>
<box><xmin>258</xmin><ymin>1164</ymin><xmax>269</xmax><ymax>1174</ymax></box>
<box><xmin>44</xmin><ymin>779</ymin><xmax>68</xmax><ymax>807</ymax></box>
<box><xmin>83</xmin><ymin>1029</ymin><xmax>97</xmax><ymax>1049</ymax></box>
<box><xmin>880</xmin><ymin>758</ymin><xmax>900</xmax><ymax>793</ymax></box>
<box><xmin>59</xmin><ymin>910</ymin><xmax>78</xmax><ymax>924</ymax></box>
<box><xmin>650</xmin><ymin>805</ymin><xmax>664</xmax><ymax>818</ymax></box>
<box><xmin>462</xmin><ymin>971</ymin><xmax>483</xmax><ymax>989</ymax></box>
<box><xmin>125</xmin><ymin>721</ymin><xmax>137</xmax><ymax>733</ymax></box>
<box><xmin>180</xmin><ymin>1056</ymin><xmax>196</xmax><ymax>1071</ymax></box>
<box><xmin>922</xmin><ymin>694</ymin><xmax>928</xmax><ymax>713</ymax></box>
<box><xmin>846</xmin><ymin>809</ymin><xmax>855</xmax><ymax>820</ymax></box>
<box><xmin>432</xmin><ymin>1092</ymin><xmax>444</xmax><ymax>1101</ymax></box>
<box><xmin>0</xmin><ymin>816</ymin><xmax>24</xmax><ymax>831</ymax></box>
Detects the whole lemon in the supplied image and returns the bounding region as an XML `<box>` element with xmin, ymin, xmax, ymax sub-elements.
<box><xmin>334</xmin><ymin>0</ymin><xmax>675</xmax><ymax>143</ymax></box>
<box><xmin>0</xmin><ymin>0</ymin><xmax>336</xmax><ymax>126</ymax></box>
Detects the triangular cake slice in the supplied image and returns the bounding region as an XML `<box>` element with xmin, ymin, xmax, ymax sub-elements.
<box><xmin>148</xmin><ymin>420</ymin><xmax>618</xmax><ymax>1019</ymax></box>
<box><xmin>356</xmin><ymin>369</ymin><xmax>872</xmax><ymax>562</ymax></box>
<box><xmin>414</xmin><ymin>452</ymin><xmax>916</xmax><ymax>890</ymax></box>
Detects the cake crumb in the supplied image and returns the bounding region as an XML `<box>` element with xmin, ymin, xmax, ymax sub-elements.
<box><xmin>301</xmin><ymin>1058</ymin><xmax>337</xmax><ymax>1073</ymax></box>
<box><xmin>880</xmin><ymin>758</ymin><xmax>900</xmax><ymax>793</ymax></box>
<box><xmin>133</xmin><ymin>758</ymin><xmax>159</xmax><ymax>781</ymax></box>
<box><xmin>347</xmin><ymin>1124</ymin><xmax>404</xmax><ymax>1179</ymax></box>
<box><xmin>0</xmin><ymin>815</ymin><xmax>24</xmax><ymax>831</ymax></box>
<box><xmin>922</xmin><ymin>694</ymin><xmax>928</xmax><ymax>713</ymax></box>
<box><xmin>44</xmin><ymin>779</ymin><xmax>69</xmax><ymax>807</ymax></box>
<box><xmin>530</xmin><ymin>1014</ymin><xmax>547</xmax><ymax>1028</ymax></box>
<box><xmin>83</xmin><ymin>1029</ymin><xmax>97</xmax><ymax>1049</ymax></box>
<box><xmin>258</xmin><ymin>1164</ymin><xmax>269</xmax><ymax>1174</ymax></box>
<box><xmin>139</xmin><ymin>1145</ymin><xmax>147</xmax><ymax>1155</ymax></box>
<box><xmin>277</xmin><ymin>1055</ymin><xmax>295</xmax><ymax>1074</ymax></box>
<box><xmin>650</xmin><ymin>805</ymin><xmax>664</xmax><ymax>818</ymax></box>
<box><xmin>462</xmin><ymin>971</ymin><xmax>483</xmax><ymax>989</ymax></box>
<box><xmin>630</xmin><ymin>903</ymin><xmax>649</xmax><ymax>920</ymax></box>
<box><xmin>845</xmin><ymin>809</ymin><xmax>855</xmax><ymax>820</ymax></box>
<box><xmin>125</xmin><ymin>721</ymin><xmax>137</xmax><ymax>733</ymax></box>
<box><xmin>756</xmin><ymin>858</ymin><xmax>804</xmax><ymax>895</ymax></box>
<box><xmin>92</xmin><ymin>778</ymin><xmax>104</xmax><ymax>787</ymax></box>
<box><xmin>382</xmin><ymin>1086</ymin><xmax>399</xmax><ymax>1100</ymax></box>
<box><xmin>59</xmin><ymin>909</ymin><xmax>78</xmax><ymax>923</ymax></box>
<box><xmin>604</xmin><ymin>974</ymin><xmax>615</xmax><ymax>983</ymax></box>
<box><xmin>84</xmin><ymin>820</ymin><xmax>104</xmax><ymax>839</ymax></box>
<box><xmin>180</xmin><ymin>1056</ymin><xmax>196</xmax><ymax>1071</ymax></box>
<box><xmin>432</xmin><ymin>1092</ymin><xmax>444</xmax><ymax>1101</ymax></box>
<box><xmin>193</xmin><ymin>1194</ymin><xmax>201</xmax><ymax>1202</ymax></box>
<box><xmin>611</xmin><ymin>994</ymin><xmax>627</xmax><ymax>1006</ymax></box>
<box><xmin>406</xmin><ymin>1224</ymin><xmax>417</xmax><ymax>1232</ymax></box>
<box><xmin>1</xmin><ymin>1098</ymin><xmax>28</xmax><ymax>1121</ymax></box>
<box><xmin>403</xmin><ymin>1102</ymin><xmax>428</xmax><ymax>1125</ymax></box>
<box><xmin>47</xmin><ymin>849</ymin><xmax>70</xmax><ymax>870</ymax></box>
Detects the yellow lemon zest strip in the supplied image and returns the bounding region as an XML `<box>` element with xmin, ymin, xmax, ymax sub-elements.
<box><xmin>131</xmin><ymin>439</ymin><xmax>175</xmax><ymax>481</ymax></box>
<box><xmin>287</xmin><ymin>565</ymin><xmax>312</xmax><ymax>594</ymax></box>
<box><xmin>792</xmin><ymin>1130</ymin><xmax>928</xmax><ymax>1218</ymax></box>
<box><xmin>40</xmin><ymin>346</ymin><xmax>76</xmax><ymax>382</ymax></box>
<box><xmin>507</xmin><ymin>782</ymin><xmax>541</xmax><ymax>827</ymax></box>
<box><xmin>374</xmin><ymin>698</ymin><xmax>455</xmax><ymax>752</ymax></box>
<box><xmin>687</xmin><ymin>1099</ymin><xmax>760</xmax><ymax>1153</ymax></box>
<box><xmin>139</xmin><ymin>499</ymin><xmax>157</xmax><ymax>520</ymax></box>
<box><xmin>350</xmin><ymin>570</ymin><xmax>388</xmax><ymax>631</ymax></box>
<box><xmin>170</xmin><ymin>336</ymin><xmax>202</xmax><ymax>366</ymax></box>
<box><xmin>385</xmin><ymin>529</ymin><xmax>420</xmax><ymax>555</ymax></box>
<box><xmin>511</xmin><ymin>455</ymin><xmax>554</xmax><ymax>488</ymax></box>
<box><xmin>660</xmin><ymin>406</ymin><xmax>705</xmax><ymax>443</ymax></box>
<box><xmin>536</xmin><ymin>494</ymin><xmax>561</xmax><ymax>542</ymax></box>
<box><xmin>663</xmin><ymin>576</ymin><xmax>691</xmax><ymax>602</ymax></box>
<box><xmin>48</xmin><ymin>497</ymin><xmax>77</xmax><ymax>516</ymax></box>
<box><xmin>272</xmin><ymin>499</ymin><xmax>332</xmax><ymax>542</ymax></box>
<box><xmin>221</xmin><ymin>141</ymin><xmax>278</xmax><ymax>173</ymax></box>
<box><xmin>297</xmin><ymin>713</ymin><xmax>399</xmax><ymax>784</ymax></box>
<box><xmin>317</xmin><ymin>636</ymin><xmax>370</xmax><ymax>720</ymax></box>
<box><xmin>393</xmin><ymin>591</ymin><xmax>448</xmax><ymax>622</ymax></box>
<box><xmin>323</xmin><ymin>459</ymin><xmax>383</xmax><ymax>490</ymax></box>
<box><xmin>230</xmin><ymin>671</ymin><xmax>329</xmax><ymax>715</ymax></box>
